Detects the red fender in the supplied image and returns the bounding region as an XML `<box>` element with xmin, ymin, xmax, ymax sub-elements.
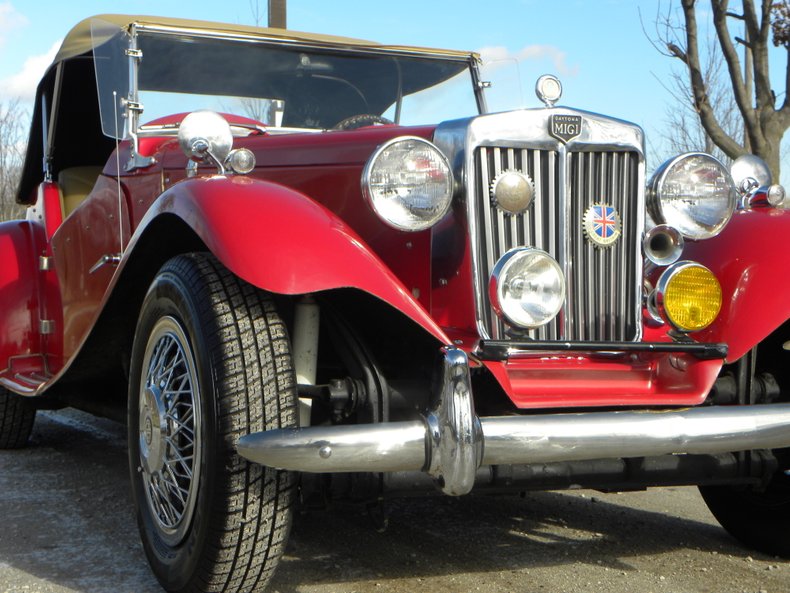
<box><xmin>136</xmin><ymin>175</ymin><xmax>450</xmax><ymax>345</ymax></box>
<box><xmin>684</xmin><ymin>208</ymin><xmax>790</xmax><ymax>362</ymax></box>
<box><xmin>0</xmin><ymin>220</ymin><xmax>44</xmax><ymax>383</ymax></box>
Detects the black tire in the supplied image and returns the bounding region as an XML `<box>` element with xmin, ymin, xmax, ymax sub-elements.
<box><xmin>700</xmin><ymin>468</ymin><xmax>790</xmax><ymax>557</ymax></box>
<box><xmin>128</xmin><ymin>253</ymin><xmax>296</xmax><ymax>593</ymax></box>
<box><xmin>0</xmin><ymin>386</ymin><xmax>36</xmax><ymax>449</ymax></box>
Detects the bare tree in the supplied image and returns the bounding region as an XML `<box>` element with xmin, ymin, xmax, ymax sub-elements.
<box><xmin>0</xmin><ymin>99</ymin><xmax>27</xmax><ymax>221</ymax></box>
<box><xmin>249</xmin><ymin>0</ymin><xmax>264</xmax><ymax>27</ymax></box>
<box><xmin>660</xmin><ymin>0</ymin><xmax>790</xmax><ymax>181</ymax></box>
<box><xmin>655</xmin><ymin>32</ymin><xmax>743</xmax><ymax>166</ymax></box>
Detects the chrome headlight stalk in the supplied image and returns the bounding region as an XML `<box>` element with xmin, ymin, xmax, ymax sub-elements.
<box><xmin>647</xmin><ymin>152</ymin><xmax>737</xmax><ymax>240</ymax></box>
<box><xmin>362</xmin><ymin>136</ymin><xmax>454</xmax><ymax>232</ymax></box>
<box><xmin>488</xmin><ymin>248</ymin><xmax>565</xmax><ymax>330</ymax></box>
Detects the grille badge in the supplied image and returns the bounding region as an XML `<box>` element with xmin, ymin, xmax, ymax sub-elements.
<box><xmin>490</xmin><ymin>170</ymin><xmax>535</xmax><ymax>215</ymax></box>
<box><xmin>583</xmin><ymin>204</ymin><xmax>621</xmax><ymax>248</ymax></box>
<box><xmin>549</xmin><ymin>114</ymin><xmax>582</xmax><ymax>144</ymax></box>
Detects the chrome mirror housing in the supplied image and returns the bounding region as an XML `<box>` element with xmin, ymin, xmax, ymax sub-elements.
<box><xmin>730</xmin><ymin>154</ymin><xmax>786</xmax><ymax>208</ymax></box>
<box><xmin>178</xmin><ymin>110</ymin><xmax>234</xmax><ymax>174</ymax></box>
<box><xmin>730</xmin><ymin>154</ymin><xmax>772</xmax><ymax>194</ymax></box>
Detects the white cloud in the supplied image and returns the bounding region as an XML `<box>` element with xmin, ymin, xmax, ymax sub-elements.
<box><xmin>0</xmin><ymin>2</ymin><xmax>27</xmax><ymax>51</ymax></box>
<box><xmin>478</xmin><ymin>44</ymin><xmax>579</xmax><ymax>77</ymax></box>
<box><xmin>0</xmin><ymin>39</ymin><xmax>61</xmax><ymax>100</ymax></box>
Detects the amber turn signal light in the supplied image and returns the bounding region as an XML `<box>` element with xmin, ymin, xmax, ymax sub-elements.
<box><xmin>655</xmin><ymin>262</ymin><xmax>722</xmax><ymax>332</ymax></box>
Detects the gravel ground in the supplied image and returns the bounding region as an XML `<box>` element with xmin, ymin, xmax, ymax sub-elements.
<box><xmin>0</xmin><ymin>409</ymin><xmax>788</xmax><ymax>593</ymax></box>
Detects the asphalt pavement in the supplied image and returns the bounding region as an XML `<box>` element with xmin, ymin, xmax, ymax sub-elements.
<box><xmin>0</xmin><ymin>409</ymin><xmax>788</xmax><ymax>593</ymax></box>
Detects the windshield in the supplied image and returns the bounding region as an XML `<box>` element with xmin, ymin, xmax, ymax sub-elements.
<box><xmin>132</xmin><ymin>32</ymin><xmax>480</xmax><ymax>130</ymax></box>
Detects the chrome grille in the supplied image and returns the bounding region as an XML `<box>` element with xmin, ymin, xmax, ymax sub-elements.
<box><xmin>475</xmin><ymin>147</ymin><xmax>640</xmax><ymax>341</ymax></box>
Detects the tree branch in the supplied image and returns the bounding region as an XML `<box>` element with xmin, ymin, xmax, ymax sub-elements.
<box><xmin>711</xmin><ymin>1</ymin><xmax>759</xmax><ymax>131</ymax></box>
<box><xmin>681</xmin><ymin>0</ymin><xmax>747</xmax><ymax>158</ymax></box>
<box><xmin>667</xmin><ymin>42</ymin><xmax>688</xmax><ymax>62</ymax></box>
<box><xmin>741</xmin><ymin>0</ymin><xmax>773</xmax><ymax>117</ymax></box>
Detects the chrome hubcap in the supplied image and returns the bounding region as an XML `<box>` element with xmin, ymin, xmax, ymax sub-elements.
<box><xmin>138</xmin><ymin>316</ymin><xmax>202</xmax><ymax>545</ymax></box>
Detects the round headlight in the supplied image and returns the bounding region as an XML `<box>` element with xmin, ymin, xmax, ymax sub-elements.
<box><xmin>489</xmin><ymin>248</ymin><xmax>565</xmax><ymax>329</ymax></box>
<box><xmin>655</xmin><ymin>261</ymin><xmax>721</xmax><ymax>332</ymax></box>
<box><xmin>362</xmin><ymin>136</ymin><xmax>453</xmax><ymax>231</ymax></box>
<box><xmin>647</xmin><ymin>153</ymin><xmax>737</xmax><ymax>240</ymax></box>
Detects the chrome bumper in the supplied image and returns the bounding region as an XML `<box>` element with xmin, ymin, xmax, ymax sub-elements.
<box><xmin>237</xmin><ymin>347</ymin><xmax>790</xmax><ymax>496</ymax></box>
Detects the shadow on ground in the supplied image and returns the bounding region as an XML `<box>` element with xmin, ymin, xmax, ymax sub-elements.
<box><xmin>0</xmin><ymin>409</ymin><xmax>771</xmax><ymax>593</ymax></box>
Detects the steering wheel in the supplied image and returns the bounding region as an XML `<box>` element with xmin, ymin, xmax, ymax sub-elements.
<box><xmin>333</xmin><ymin>114</ymin><xmax>394</xmax><ymax>130</ymax></box>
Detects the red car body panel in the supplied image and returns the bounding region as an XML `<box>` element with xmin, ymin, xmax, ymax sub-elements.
<box><xmin>481</xmin><ymin>353</ymin><xmax>722</xmax><ymax>409</ymax></box>
<box><xmin>50</xmin><ymin>175</ymin><xmax>130</xmax><ymax>364</ymax></box>
<box><xmin>0</xmin><ymin>116</ymin><xmax>784</xmax><ymax>410</ymax></box>
<box><xmin>133</xmin><ymin>174</ymin><xmax>451</xmax><ymax>345</ymax></box>
<box><xmin>684</xmin><ymin>208</ymin><xmax>790</xmax><ymax>363</ymax></box>
<box><xmin>0</xmin><ymin>220</ymin><xmax>43</xmax><ymax>389</ymax></box>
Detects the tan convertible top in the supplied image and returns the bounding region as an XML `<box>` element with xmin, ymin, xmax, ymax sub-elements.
<box><xmin>16</xmin><ymin>14</ymin><xmax>476</xmax><ymax>205</ymax></box>
<box><xmin>56</xmin><ymin>14</ymin><xmax>475</xmax><ymax>64</ymax></box>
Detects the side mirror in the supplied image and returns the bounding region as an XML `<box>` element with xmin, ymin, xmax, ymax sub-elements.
<box><xmin>730</xmin><ymin>154</ymin><xmax>772</xmax><ymax>194</ymax></box>
<box><xmin>178</xmin><ymin>110</ymin><xmax>233</xmax><ymax>174</ymax></box>
<box><xmin>730</xmin><ymin>154</ymin><xmax>785</xmax><ymax>208</ymax></box>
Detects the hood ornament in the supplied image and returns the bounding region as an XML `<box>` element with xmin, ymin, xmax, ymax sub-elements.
<box><xmin>535</xmin><ymin>74</ymin><xmax>562</xmax><ymax>108</ymax></box>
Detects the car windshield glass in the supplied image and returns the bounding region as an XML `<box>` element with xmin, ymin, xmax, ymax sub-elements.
<box><xmin>135</xmin><ymin>32</ymin><xmax>479</xmax><ymax>130</ymax></box>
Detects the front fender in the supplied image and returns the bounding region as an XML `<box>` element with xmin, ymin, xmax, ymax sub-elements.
<box><xmin>685</xmin><ymin>208</ymin><xmax>790</xmax><ymax>362</ymax></box>
<box><xmin>136</xmin><ymin>175</ymin><xmax>450</xmax><ymax>344</ymax></box>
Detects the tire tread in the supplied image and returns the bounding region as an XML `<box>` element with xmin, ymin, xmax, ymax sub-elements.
<box><xmin>148</xmin><ymin>254</ymin><xmax>296</xmax><ymax>593</ymax></box>
<box><xmin>0</xmin><ymin>387</ymin><xmax>36</xmax><ymax>449</ymax></box>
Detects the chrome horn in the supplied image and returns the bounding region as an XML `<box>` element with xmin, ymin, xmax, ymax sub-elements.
<box><xmin>643</xmin><ymin>224</ymin><xmax>684</xmax><ymax>267</ymax></box>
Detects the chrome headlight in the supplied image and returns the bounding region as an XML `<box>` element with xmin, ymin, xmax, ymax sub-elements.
<box><xmin>489</xmin><ymin>248</ymin><xmax>565</xmax><ymax>329</ymax></box>
<box><xmin>647</xmin><ymin>153</ymin><xmax>737</xmax><ymax>240</ymax></box>
<box><xmin>362</xmin><ymin>136</ymin><xmax>453</xmax><ymax>231</ymax></box>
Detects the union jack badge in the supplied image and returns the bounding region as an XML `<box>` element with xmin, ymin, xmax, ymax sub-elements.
<box><xmin>583</xmin><ymin>204</ymin><xmax>621</xmax><ymax>248</ymax></box>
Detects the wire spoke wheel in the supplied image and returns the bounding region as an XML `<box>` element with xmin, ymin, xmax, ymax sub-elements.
<box><xmin>138</xmin><ymin>316</ymin><xmax>202</xmax><ymax>545</ymax></box>
<box><xmin>128</xmin><ymin>253</ymin><xmax>296</xmax><ymax>593</ymax></box>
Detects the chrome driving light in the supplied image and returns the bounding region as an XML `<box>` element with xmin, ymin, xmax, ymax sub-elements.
<box><xmin>226</xmin><ymin>148</ymin><xmax>256</xmax><ymax>174</ymax></box>
<box><xmin>647</xmin><ymin>153</ymin><xmax>737</xmax><ymax>240</ymax></box>
<box><xmin>768</xmin><ymin>184</ymin><xmax>786</xmax><ymax>206</ymax></box>
<box><xmin>362</xmin><ymin>136</ymin><xmax>453</xmax><ymax>231</ymax></box>
<box><xmin>655</xmin><ymin>261</ymin><xmax>721</xmax><ymax>332</ymax></box>
<box><xmin>489</xmin><ymin>248</ymin><xmax>565</xmax><ymax>329</ymax></box>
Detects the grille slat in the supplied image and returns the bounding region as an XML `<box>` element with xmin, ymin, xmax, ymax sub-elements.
<box><xmin>475</xmin><ymin>147</ymin><xmax>640</xmax><ymax>342</ymax></box>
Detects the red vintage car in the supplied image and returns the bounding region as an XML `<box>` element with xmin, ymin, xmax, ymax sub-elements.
<box><xmin>2</xmin><ymin>13</ymin><xmax>790</xmax><ymax>593</ymax></box>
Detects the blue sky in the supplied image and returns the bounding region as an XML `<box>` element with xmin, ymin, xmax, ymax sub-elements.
<box><xmin>0</xmin><ymin>0</ymin><xmax>787</xmax><ymax>177</ymax></box>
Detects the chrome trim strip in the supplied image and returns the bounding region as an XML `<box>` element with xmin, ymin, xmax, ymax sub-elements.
<box><xmin>480</xmin><ymin>405</ymin><xmax>790</xmax><ymax>466</ymax></box>
<box><xmin>236</xmin><ymin>421</ymin><xmax>428</xmax><ymax>473</ymax></box>
<box><xmin>239</xmin><ymin>397</ymin><xmax>790</xmax><ymax>492</ymax></box>
<box><xmin>425</xmin><ymin>347</ymin><xmax>482</xmax><ymax>496</ymax></box>
<box><xmin>134</xmin><ymin>23</ymin><xmax>476</xmax><ymax>61</ymax></box>
<box><xmin>556</xmin><ymin>145</ymin><xmax>567</xmax><ymax>341</ymax></box>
